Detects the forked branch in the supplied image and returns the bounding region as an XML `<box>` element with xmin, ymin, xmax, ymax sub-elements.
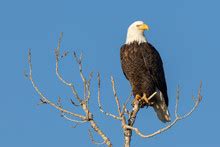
<box><xmin>123</xmin><ymin>82</ymin><xmax>202</xmax><ymax>139</ymax></box>
<box><xmin>28</xmin><ymin>33</ymin><xmax>112</xmax><ymax>147</ymax></box>
<box><xmin>98</xmin><ymin>75</ymin><xmax>202</xmax><ymax>147</ymax></box>
<box><xmin>28</xmin><ymin>33</ymin><xmax>202</xmax><ymax>147</ymax></box>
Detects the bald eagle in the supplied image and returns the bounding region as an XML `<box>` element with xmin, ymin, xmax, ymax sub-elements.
<box><xmin>120</xmin><ymin>21</ymin><xmax>170</xmax><ymax>122</ymax></box>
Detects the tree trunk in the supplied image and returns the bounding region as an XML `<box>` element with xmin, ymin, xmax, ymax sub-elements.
<box><xmin>124</xmin><ymin>101</ymin><xmax>140</xmax><ymax>147</ymax></box>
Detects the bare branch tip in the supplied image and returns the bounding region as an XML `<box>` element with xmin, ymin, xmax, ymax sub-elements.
<box><xmin>73</xmin><ymin>51</ymin><xmax>77</xmax><ymax>57</ymax></box>
<box><xmin>88</xmin><ymin>129</ymin><xmax>105</xmax><ymax>145</ymax></box>
<box><xmin>97</xmin><ymin>73</ymin><xmax>101</xmax><ymax>84</ymax></box>
<box><xmin>198</xmin><ymin>81</ymin><xmax>203</xmax><ymax>102</ymax></box>
<box><xmin>23</xmin><ymin>69</ymin><xmax>29</xmax><ymax>78</ymax></box>
<box><xmin>28</xmin><ymin>49</ymin><xmax>31</xmax><ymax>62</ymax></box>
<box><xmin>28</xmin><ymin>48</ymin><xmax>31</xmax><ymax>54</ymax></box>
<box><xmin>80</xmin><ymin>53</ymin><xmax>83</xmax><ymax>61</ymax></box>
<box><xmin>37</xmin><ymin>99</ymin><xmax>48</xmax><ymax>105</ymax></box>
<box><xmin>57</xmin><ymin>96</ymin><xmax>62</xmax><ymax>107</ymax></box>
<box><xmin>70</xmin><ymin>98</ymin><xmax>80</xmax><ymax>107</ymax></box>
<box><xmin>97</xmin><ymin>72</ymin><xmax>100</xmax><ymax>78</ymax></box>
<box><xmin>110</xmin><ymin>76</ymin><xmax>114</xmax><ymax>81</ymax></box>
<box><xmin>70</xmin><ymin>124</ymin><xmax>80</xmax><ymax>129</ymax></box>
<box><xmin>57</xmin><ymin>32</ymin><xmax>63</xmax><ymax>49</ymax></box>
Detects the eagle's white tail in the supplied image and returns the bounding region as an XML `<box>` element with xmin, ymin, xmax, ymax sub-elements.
<box><xmin>152</xmin><ymin>90</ymin><xmax>170</xmax><ymax>123</ymax></box>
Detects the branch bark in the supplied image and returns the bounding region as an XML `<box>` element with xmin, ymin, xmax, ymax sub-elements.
<box><xmin>124</xmin><ymin>100</ymin><xmax>140</xmax><ymax>147</ymax></box>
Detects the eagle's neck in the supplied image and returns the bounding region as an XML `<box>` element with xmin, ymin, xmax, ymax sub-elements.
<box><xmin>125</xmin><ymin>31</ymin><xmax>147</xmax><ymax>44</ymax></box>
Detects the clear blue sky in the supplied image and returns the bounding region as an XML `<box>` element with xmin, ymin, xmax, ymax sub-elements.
<box><xmin>0</xmin><ymin>0</ymin><xmax>219</xmax><ymax>146</ymax></box>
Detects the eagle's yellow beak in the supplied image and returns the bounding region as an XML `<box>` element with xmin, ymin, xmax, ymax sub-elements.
<box><xmin>137</xmin><ymin>24</ymin><xmax>149</xmax><ymax>30</ymax></box>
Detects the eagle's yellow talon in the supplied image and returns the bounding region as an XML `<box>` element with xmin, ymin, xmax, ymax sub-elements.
<box><xmin>132</xmin><ymin>94</ymin><xmax>142</xmax><ymax>104</ymax></box>
<box><xmin>142</xmin><ymin>93</ymin><xmax>149</xmax><ymax>104</ymax></box>
<box><xmin>135</xmin><ymin>94</ymin><xmax>142</xmax><ymax>101</ymax></box>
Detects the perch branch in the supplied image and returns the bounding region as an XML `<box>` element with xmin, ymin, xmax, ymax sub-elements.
<box><xmin>123</xmin><ymin>99</ymin><xmax>140</xmax><ymax>147</ymax></box>
<box><xmin>123</xmin><ymin>81</ymin><xmax>202</xmax><ymax>139</ymax></box>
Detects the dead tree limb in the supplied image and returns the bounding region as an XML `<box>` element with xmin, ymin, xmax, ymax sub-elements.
<box><xmin>28</xmin><ymin>33</ymin><xmax>202</xmax><ymax>147</ymax></box>
<box><xmin>28</xmin><ymin>33</ymin><xmax>112</xmax><ymax>147</ymax></box>
<box><xmin>123</xmin><ymin>82</ymin><xmax>202</xmax><ymax>139</ymax></box>
<box><xmin>98</xmin><ymin>75</ymin><xmax>202</xmax><ymax>147</ymax></box>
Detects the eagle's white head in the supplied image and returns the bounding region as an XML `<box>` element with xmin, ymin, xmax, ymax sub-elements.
<box><xmin>125</xmin><ymin>21</ymin><xmax>149</xmax><ymax>44</ymax></box>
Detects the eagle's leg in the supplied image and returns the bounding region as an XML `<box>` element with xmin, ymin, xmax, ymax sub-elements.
<box><xmin>134</xmin><ymin>94</ymin><xmax>142</xmax><ymax>101</ymax></box>
<box><xmin>132</xmin><ymin>94</ymin><xmax>142</xmax><ymax>108</ymax></box>
<box><xmin>132</xmin><ymin>94</ymin><xmax>142</xmax><ymax>105</ymax></box>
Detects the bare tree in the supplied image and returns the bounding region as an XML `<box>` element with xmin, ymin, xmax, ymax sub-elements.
<box><xmin>27</xmin><ymin>33</ymin><xmax>202</xmax><ymax>147</ymax></box>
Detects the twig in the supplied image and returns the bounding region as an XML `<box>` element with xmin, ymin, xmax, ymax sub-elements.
<box><xmin>88</xmin><ymin>129</ymin><xmax>106</xmax><ymax>145</ymax></box>
<box><xmin>73</xmin><ymin>52</ymin><xmax>86</xmax><ymax>83</ymax></box>
<box><xmin>175</xmin><ymin>85</ymin><xmax>180</xmax><ymax>118</ymax></box>
<box><xmin>28</xmin><ymin>49</ymin><xmax>86</xmax><ymax>120</ymax></box>
<box><xmin>90</xmin><ymin>120</ymin><xmax>112</xmax><ymax>147</ymax></box>
<box><xmin>123</xmin><ymin>82</ymin><xmax>203</xmax><ymax>139</ymax></box>
<box><xmin>62</xmin><ymin>113</ymin><xmax>87</xmax><ymax>124</ymax></box>
<box><xmin>121</xmin><ymin>93</ymin><xmax>132</xmax><ymax>116</ymax></box>
<box><xmin>72</xmin><ymin>54</ymin><xmax>112</xmax><ymax>146</ymax></box>
<box><xmin>84</xmin><ymin>72</ymin><xmax>93</xmax><ymax>102</ymax></box>
<box><xmin>111</xmin><ymin>76</ymin><xmax>121</xmax><ymax>116</ymax></box>
<box><xmin>72</xmin><ymin>52</ymin><xmax>93</xmax><ymax>104</ymax></box>
<box><xmin>28</xmin><ymin>33</ymin><xmax>112</xmax><ymax>147</ymax></box>
<box><xmin>55</xmin><ymin>36</ymin><xmax>82</xmax><ymax>103</ymax></box>
<box><xmin>70</xmin><ymin>98</ymin><xmax>80</xmax><ymax>107</ymax></box>
<box><xmin>97</xmin><ymin>73</ymin><xmax>122</xmax><ymax>120</ymax></box>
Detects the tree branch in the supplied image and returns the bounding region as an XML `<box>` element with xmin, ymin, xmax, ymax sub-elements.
<box><xmin>28</xmin><ymin>49</ymin><xmax>86</xmax><ymax>120</ymax></box>
<box><xmin>55</xmin><ymin>35</ymin><xmax>82</xmax><ymax>104</ymax></box>
<box><xmin>28</xmin><ymin>33</ymin><xmax>202</xmax><ymax>147</ymax></box>
<box><xmin>123</xmin><ymin>82</ymin><xmax>202</xmax><ymax>139</ymax></box>
<box><xmin>28</xmin><ymin>33</ymin><xmax>112</xmax><ymax>147</ymax></box>
<box><xmin>97</xmin><ymin>73</ymin><xmax>122</xmax><ymax>120</ymax></box>
<box><xmin>88</xmin><ymin>129</ymin><xmax>106</xmax><ymax>145</ymax></box>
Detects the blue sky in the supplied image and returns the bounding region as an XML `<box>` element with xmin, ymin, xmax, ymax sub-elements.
<box><xmin>0</xmin><ymin>0</ymin><xmax>219</xmax><ymax>146</ymax></box>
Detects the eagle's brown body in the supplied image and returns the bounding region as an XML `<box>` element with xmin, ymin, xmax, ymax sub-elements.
<box><xmin>120</xmin><ymin>41</ymin><xmax>170</xmax><ymax>122</ymax></box>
